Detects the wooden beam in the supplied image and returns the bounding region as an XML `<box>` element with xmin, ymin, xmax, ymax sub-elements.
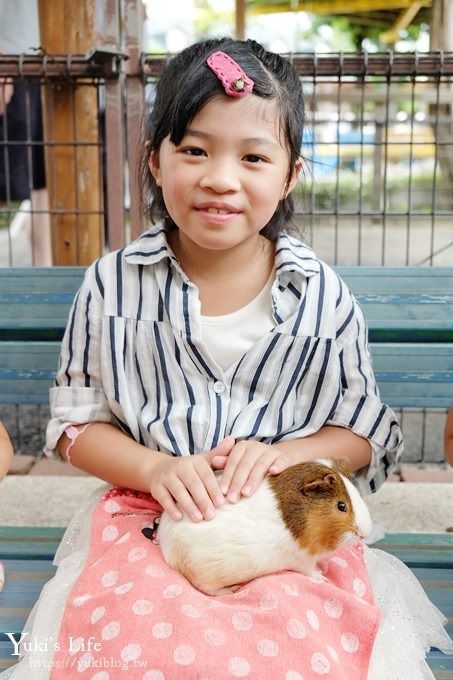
<box><xmin>38</xmin><ymin>0</ymin><xmax>103</xmax><ymax>266</ymax></box>
<box><xmin>248</xmin><ymin>0</ymin><xmax>431</xmax><ymax>16</ymax></box>
<box><xmin>380</xmin><ymin>1</ymin><xmax>425</xmax><ymax>42</ymax></box>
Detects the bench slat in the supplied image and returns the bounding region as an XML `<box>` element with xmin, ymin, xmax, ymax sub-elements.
<box><xmin>0</xmin><ymin>342</ymin><xmax>60</xmax><ymax>405</ymax></box>
<box><xmin>1</xmin><ymin>267</ymin><xmax>452</xmax><ymax>341</ymax></box>
<box><xmin>376</xmin><ymin>533</ymin><xmax>453</xmax><ymax>568</ymax></box>
<box><xmin>371</xmin><ymin>344</ymin><xmax>453</xmax><ymax>407</ymax></box>
<box><xmin>337</xmin><ymin>266</ymin><xmax>453</xmax><ymax>343</ymax></box>
<box><xmin>0</xmin><ymin>267</ymin><xmax>84</xmax><ymax>339</ymax></box>
<box><xmin>2</xmin><ymin>341</ymin><xmax>452</xmax><ymax>407</ymax></box>
<box><xmin>0</xmin><ymin>527</ymin><xmax>65</xmax><ymax>559</ymax></box>
<box><xmin>336</xmin><ymin>266</ymin><xmax>453</xmax><ymax>292</ymax></box>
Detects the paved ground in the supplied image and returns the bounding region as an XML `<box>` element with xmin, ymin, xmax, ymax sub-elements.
<box><xmin>1</xmin><ymin>459</ymin><xmax>453</xmax><ymax>533</ymax></box>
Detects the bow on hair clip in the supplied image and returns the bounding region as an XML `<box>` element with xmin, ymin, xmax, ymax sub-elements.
<box><xmin>206</xmin><ymin>51</ymin><xmax>254</xmax><ymax>98</ymax></box>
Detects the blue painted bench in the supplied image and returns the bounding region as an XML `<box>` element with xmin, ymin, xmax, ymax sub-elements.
<box><xmin>0</xmin><ymin>265</ymin><xmax>452</xmax><ymax>674</ymax></box>
<box><xmin>1</xmin><ymin>266</ymin><xmax>452</xmax><ymax>408</ymax></box>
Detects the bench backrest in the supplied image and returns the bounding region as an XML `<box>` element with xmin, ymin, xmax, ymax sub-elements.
<box><xmin>0</xmin><ymin>266</ymin><xmax>452</xmax><ymax>408</ymax></box>
<box><xmin>337</xmin><ymin>267</ymin><xmax>453</xmax><ymax>409</ymax></box>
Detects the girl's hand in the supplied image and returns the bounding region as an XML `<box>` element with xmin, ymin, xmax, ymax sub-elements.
<box><xmin>211</xmin><ymin>440</ymin><xmax>291</xmax><ymax>503</ymax></box>
<box><xmin>149</xmin><ymin>436</ymin><xmax>235</xmax><ymax>522</ymax></box>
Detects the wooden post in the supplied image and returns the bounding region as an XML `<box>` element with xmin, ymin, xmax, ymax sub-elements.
<box><xmin>235</xmin><ymin>0</ymin><xmax>246</xmax><ymax>40</ymax></box>
<box><xmin>429</xmin><ymin>0</ymin><xmax>453</xmax><ymax>213</ymax></box>
<box><xmin>38</xmin><ymin>0</ymin><xmax>104</xmax><ymax>265</ymax></box>
<box><xmin>124</xmin><ymin>0</ymin><xmax>145</xmax><ymax>242</ymax></box>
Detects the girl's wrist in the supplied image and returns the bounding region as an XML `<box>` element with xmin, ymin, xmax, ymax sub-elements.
<box><xmin>271</xmin><ymin>440</ymin><xmax>313</xmax><ymax>462</ymax></box>
<box><xmin>139</xmin><ymin>448</ymin><xmax>165</xmax><ymax>490</ymax></box>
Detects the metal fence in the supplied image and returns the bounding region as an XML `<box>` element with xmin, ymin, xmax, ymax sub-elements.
<box><xmin>0</xmin><ymin>54</ymin><xmax>115</xmax><ymax>267</ymax></box>
<box><xmin>1</xmin><ymin>51</ymin><xmax>453</xmax><ymax>267</ymax></box>
<box><xmin>1</xmin><ymin>51</ymin><xmax>452</xmax><ymax>461</ymax></box>
<box><xmin>293</xmin><ymin>53</ymin><xmax>453</xmax><ymax>267</ymax></box>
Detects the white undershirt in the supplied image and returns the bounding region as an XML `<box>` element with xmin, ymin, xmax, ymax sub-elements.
<box><xmin>201</xmin><ymin>273</ymin><xmax>275</xmax><ymax>372</ymax></box>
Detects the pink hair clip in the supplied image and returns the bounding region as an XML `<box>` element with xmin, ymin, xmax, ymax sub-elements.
<box><xmin>206</xmin><ymin>51</ymin><xmax>254</xmax><ymax>98</ymax></box>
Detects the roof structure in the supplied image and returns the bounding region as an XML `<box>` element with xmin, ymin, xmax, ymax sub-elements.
<box><xmin>243</xmin><ymin>0</ymin><xmax>432</xmax><ymax>43</ymax></box>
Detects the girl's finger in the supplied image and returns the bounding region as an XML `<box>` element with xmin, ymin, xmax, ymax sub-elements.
<box><xmin>224</xmin><ymin>449</ymin><xmax>261</xmax><ymax>502</ymax></box>
<box><xmin>218</xmin><ymin>442</ymin><xmax>247</xmax><ymax>495</ymax></box>
<box><xmin>178</xmin><ymin>465</ymin><xmax>221</xmax><ymax>519</ymax></box>
<box><xmin>269</xmin><ymin>454</ymin><xmax>291</xmax><ymax>475</ymax></box>
<box><xmin>152</xmin><ymin>486</ymin><xmax>182</xmax><ymax>521</ymax></box>
<box><xmin>210</xmin><ymin>454</ymin><xmax>229</xmax><ymax>470</ymax></box>
<box><xmin>208</xmin><ymin>436</ymin><xmax>235</xmax><ymax>461</ymax></box>
<box><xmin>240</xmin><ymin>450</ymin><xmax>280</xmax><ymax>496</ymax></box>
<box><xmin>197</xmin><ymin>464</ymin><xmax>225</xmax><ymax>508</ymax></box>
<box><xmin>166</xmin><ymin>478</ymin><xmax>204</xmax><ymax>522</ymax></box>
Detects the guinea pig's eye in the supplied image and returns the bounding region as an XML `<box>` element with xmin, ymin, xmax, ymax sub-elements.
<box><xmin>337</xmin><ymin>501</ymin><xmax>348</xmax><ymax>513</ymax></box>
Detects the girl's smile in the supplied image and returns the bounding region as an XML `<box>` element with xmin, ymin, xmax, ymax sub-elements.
<box><xmin>195</xmin><ymin>201</ymin><xmax>241</xmax><ymax>224</ymax></box>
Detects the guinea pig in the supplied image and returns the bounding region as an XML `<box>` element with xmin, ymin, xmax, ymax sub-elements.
<box><xmin>157</xmin><ymin>458</ymin><xmax>373</xmax><ymax>596</ymax></box>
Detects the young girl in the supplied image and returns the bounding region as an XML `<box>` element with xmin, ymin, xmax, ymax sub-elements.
<box><xmin>445</xmin><ymin>405</ymin><xmax>453</xmax><ymax>465</ymax></box>
<box><xmin>0</xmin><ymin>422</ymin><xmax>13</xmax><ymax>480</ymax></box>
<box><xmin>0</xmin><ymin>423</ymin><xmax>13</xmax><ymax>592</ymax></box>
<box><xmin>3</xmin><ymin>38</ymin><xmax>451</xmax><ymax>680</ymax></box>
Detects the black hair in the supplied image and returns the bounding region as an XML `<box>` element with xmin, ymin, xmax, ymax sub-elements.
<box><xmin>139</xmin><ymin>37</ymin><xmax>304</xmax><ymax>242</ymax></box>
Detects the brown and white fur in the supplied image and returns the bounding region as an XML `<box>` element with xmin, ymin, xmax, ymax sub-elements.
<box><xmin>157</xmin><ymin>458</ymin><xmax>373</xmax><ymax>596</ymax></box>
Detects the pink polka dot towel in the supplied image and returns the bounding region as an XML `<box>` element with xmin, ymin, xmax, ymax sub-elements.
<box><xmin>50</xmin><ymin>488</ymin><xmax>380</xmax><ymax>680</ymax></box>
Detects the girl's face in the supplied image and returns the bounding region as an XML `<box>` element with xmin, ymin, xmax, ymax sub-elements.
<box><xmin>149</xmin><ymin>95</ymin><xmax>300</xmax><ymax>254</ymax></box>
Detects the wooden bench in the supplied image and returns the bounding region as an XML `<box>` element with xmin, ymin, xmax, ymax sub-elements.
<box><xmin>1</xmin><ymin>265</ymin><xmax>453</xmax><ymax>674</ymax></box>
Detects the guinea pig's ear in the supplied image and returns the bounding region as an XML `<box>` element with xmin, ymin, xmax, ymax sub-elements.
<box><xmin>302</xmin><ymin>472</ymin><xmax>339</xmax><ymax>498</ymax></box>
<box><xmin>332</xmin><ymin>458</ymin><xmax>352</xmax><ymax>479</ymax></box>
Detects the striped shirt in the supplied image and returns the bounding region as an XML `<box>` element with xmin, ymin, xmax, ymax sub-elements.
<box><xmin>45</xmin><ymin>223</ymin><xmax>403</xmax><ymax>494</ymax></box>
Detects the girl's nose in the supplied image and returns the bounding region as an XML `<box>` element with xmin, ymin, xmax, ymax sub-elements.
<box><xmin>199</xmin><ymin>161</ymin><xmax>241</xmax><ymax>193</ymax></box>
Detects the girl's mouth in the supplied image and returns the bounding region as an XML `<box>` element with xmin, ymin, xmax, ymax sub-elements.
<box><xmin>205</xmin><ymin>208</ymin><xmax>232</xmax><ymax>215</ymax></box>
<box><xmin>195</xmin><ymin>202</ymin><xmax>240</xmax><ymax>215</ymax></box>
<box><xmin>195</xmin><ymin>205</ymin><xmax>241</xmax><ymax>224</ymax></box>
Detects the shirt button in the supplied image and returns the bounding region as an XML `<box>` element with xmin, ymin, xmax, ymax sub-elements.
<box><xmin>213</xmin><ymin>381</ymin><xmax>225</xmax><ymax>394</ymax></box>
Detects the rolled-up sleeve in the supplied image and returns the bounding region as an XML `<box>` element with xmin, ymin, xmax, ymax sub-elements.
<box><xmin>327</xmin><ymin>285</ymin><xmax>403</xmax><ymax>494</ymax></box>
<box><xmin>44</xmin><ymin>263</ymin><xmax>113</xmax><ymax>458</ymax></box>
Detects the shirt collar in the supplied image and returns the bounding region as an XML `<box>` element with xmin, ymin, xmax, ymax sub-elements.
<box><xmin>124</xmin><ymin>223</ymin><xmax>320</xmax><ymax>286</ymax></box>
<box><xmin>123</xmin><ymin>222</ymin><xmax>177</xmax><ymax>266</ymax></box>
<box><xmin>274</xmin><ymin>231</ymin><xmax>320</xmax><ymax>285</ymax></box>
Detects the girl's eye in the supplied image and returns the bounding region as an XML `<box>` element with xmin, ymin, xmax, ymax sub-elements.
<box><xmin>183</xmin><ymin>147</ymin><xmax>206</xmax><ymax>157</ymax></box>
<box><xmin>244</xmin><ymin>154</ymin><xmax>265</xmax><ymax>163</ymax></box>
